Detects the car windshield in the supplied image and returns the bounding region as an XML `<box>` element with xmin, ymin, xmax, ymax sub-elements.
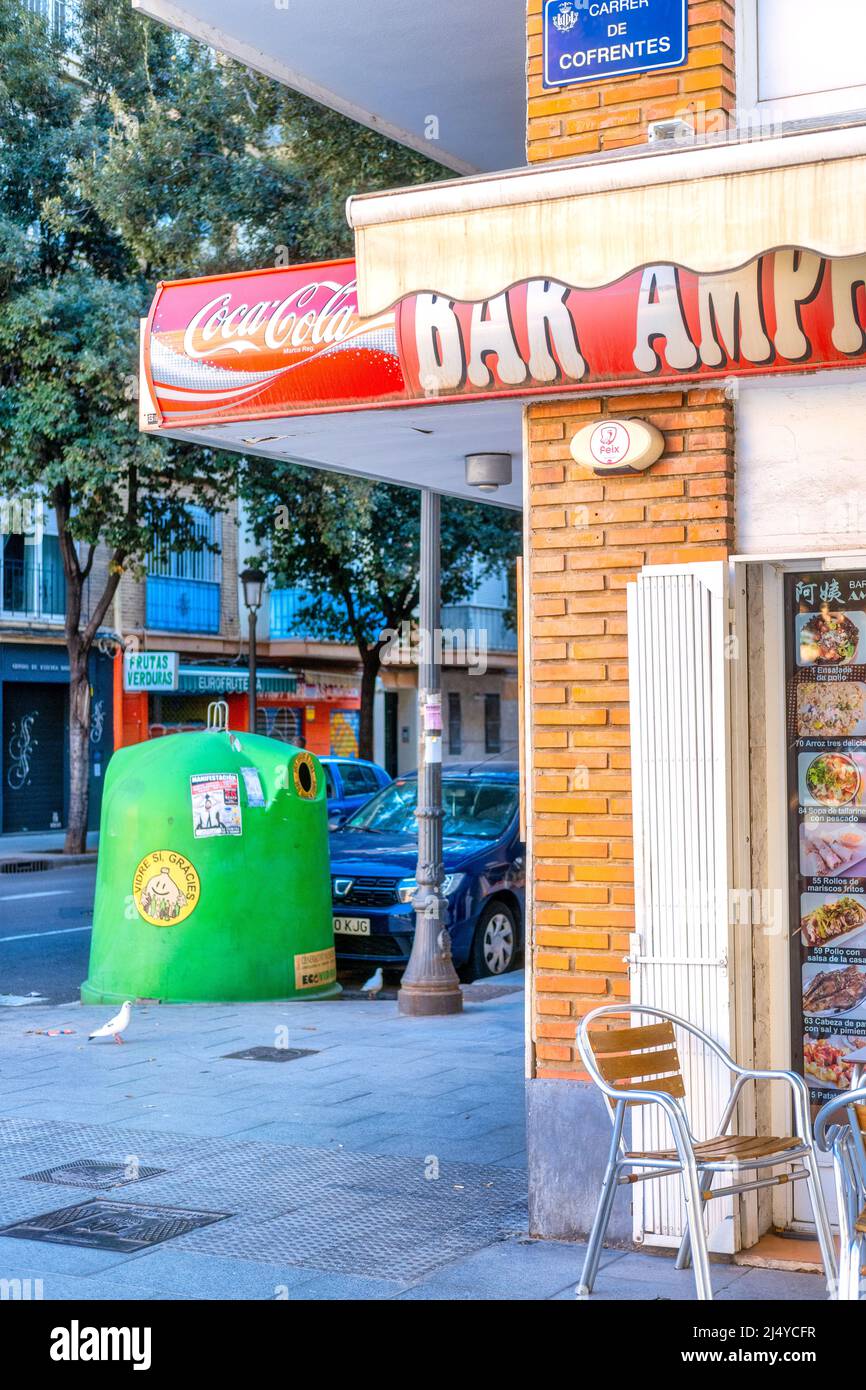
<box><xmin>345</xmin><ymin>777</ymin><xmax>518</xmax><ymax>840</ymax></box>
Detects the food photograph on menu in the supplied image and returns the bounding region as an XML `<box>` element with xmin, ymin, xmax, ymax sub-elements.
<box><xmin>802</xmin><ymin>961</ymin><xmax>866</xmax><ymax>1019</ymax></box>
<box><xmin>799</xmin><ymin>891</ymin><xmax>866</xmax><ymax>950</ymax></box>
<box><xmin>799</xmin><ymin>820</ymin><xmax>866</xmax><ymax>877</ymax></box>
<box><xmin>796</xmin><ymin>608</ymin><xmax>866</xmax><ymax>666</ymax></box>
<box><xmin>803</xmin><ymin>1034</ymin><xmax>865</xmax><ymax>1091</ymax></box>
<box><xmin>796</xmin><ymin>681</ymin><xmax>866</xmax><ymax>738</ymax></box>
<box><xmin>798</xmin><ymin>749</ymin><xmax>866</xmax><ymax>807</ymax></box>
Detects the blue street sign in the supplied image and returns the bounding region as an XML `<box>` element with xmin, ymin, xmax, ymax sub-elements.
<box><xmin>543</xmin><ymin>0</ymin><xmax>688</xmax><ymax>88</ymax></box>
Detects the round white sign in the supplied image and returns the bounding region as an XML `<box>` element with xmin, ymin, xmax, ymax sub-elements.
<box><xmin>590</xmin><ymin>422</ymin><xmax>631</xmax><ymax>468</ymax></box>
<box><xmin>570</xmin><ymin>417</ymin><xmax>665</xmax><ymax>476</ymax></box>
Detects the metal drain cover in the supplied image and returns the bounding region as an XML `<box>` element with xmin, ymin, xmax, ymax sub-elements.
<box><xmin>0</xmin><ymin>1200</ymin><xmax>230</xmax><ymax>1252</ymax></box>
<box><xmin>222</xmin><ymin>1046</ymin><xmax>318</xmax><ymax>1062</ymax></box>
<box><xmin>0</xmin><ymin>859</ymin><xmax>51</xmax><ymax>874</ymax></box>
<box><xmin>22</xmin><ymin>1159</ymin><xmax>166</xmax><ymax>1190</ymax></box>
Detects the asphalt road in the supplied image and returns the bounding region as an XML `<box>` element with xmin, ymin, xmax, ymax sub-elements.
<box><xmin>0</xmin><ymin>862</ymin><xmax>378</xmax><ymax>1009</ymax></box>
<box><xmin>0</xmin><ymin>861</ymin><xmax>95</xmax><ymax>1006</ymax></box>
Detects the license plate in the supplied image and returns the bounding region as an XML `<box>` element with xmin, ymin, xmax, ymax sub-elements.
<box><xmin>333</xmin><ymin>916</ymin><xmax>371</xmax><ymax>936</ymax></box>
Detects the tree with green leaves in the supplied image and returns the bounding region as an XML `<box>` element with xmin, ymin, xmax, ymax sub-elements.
<box><xmin>0</xmin><ymin>0</ymin><xmax>443</xmax><ymax>851</ymax></box>
<box><xmin>240</xmin><ymin>461</ymin><xmax>521</xmax><ymax>759</ymax></box>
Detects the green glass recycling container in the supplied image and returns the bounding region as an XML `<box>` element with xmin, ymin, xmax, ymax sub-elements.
<box><xmin>82</xmin><ymin>729</ymin><xmax>339</xmax><ymax>1004</ymax></box>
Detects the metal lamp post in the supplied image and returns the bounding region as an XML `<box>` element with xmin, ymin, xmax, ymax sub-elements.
<box><xmin>398</xmin><ymin>489</ymin><xmax>463</xmax><ymax>1017</ymax></box>
<box><xmin>240</xmin><ymin>567</ymin><xmax>266</xmax><ymax>733</ymax></box>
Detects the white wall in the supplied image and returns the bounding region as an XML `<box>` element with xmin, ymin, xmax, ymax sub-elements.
<box><xmin>741</xmin><ymin>0</ymin><xmax>866</xmax><ymax>123</ymax></box>
<box><xmin>735</xmin><ymin>369</ymin><xmax>866</xmax><ymax>557</ymax></box>
<box><xmin>758</xmin><ymin>0</ymin><xmax>866</xmax><ymax>102</ymax></box>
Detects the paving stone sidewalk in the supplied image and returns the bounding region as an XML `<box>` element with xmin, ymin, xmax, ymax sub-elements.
<box><xmin>0</xmin><ymin>978</ymin><xmax>828</xmax><ymax>1301</ymax></box>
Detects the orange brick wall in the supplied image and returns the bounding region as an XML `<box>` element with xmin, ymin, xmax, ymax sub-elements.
<box><xmin>527</xmin><ymin>0</ymin><xmax>736</xmax><ymax>162</ymax></box>
<box><xmin>527</xmin><ymin>387</ymin><xmax>735</xmax><ymax>1077</ymax></box>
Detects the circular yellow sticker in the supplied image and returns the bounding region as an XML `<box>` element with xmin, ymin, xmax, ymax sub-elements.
<box><xmin>292</xmin><ymin>751</ymin><xmax>318</xmax><ymax>800</ymax></box>
<box><xmin>132</xmin><ymin>850</ymin><xmax>200</xmax><ymax>926</ymax></box>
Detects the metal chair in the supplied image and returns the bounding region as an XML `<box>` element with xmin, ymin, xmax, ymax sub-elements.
<box><xmin>576</xmin><ymin>1005</ymin><xmax>837</xmax><ymax>1301</ymax></box>
<box><xmin>815</xmin><ymin>1085</ymin><xmax>866</xmax><ymax>1301</ymax></box>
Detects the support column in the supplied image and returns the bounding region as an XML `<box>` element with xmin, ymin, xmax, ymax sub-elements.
<box><xmin>398</xmin><ymin>488</ymin><xmax>463</xmax><ymax>1017</ymax></box>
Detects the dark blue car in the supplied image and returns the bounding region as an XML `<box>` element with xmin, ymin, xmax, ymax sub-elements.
<box><xmin>329</xmin><ymin>763</ymin><xmax>525</xmax><ymax>980</ymax></box>
<box><xmin>320</xmin><ymin>756</ymin><xmax>391</xmax><ymax>821</ymax></box>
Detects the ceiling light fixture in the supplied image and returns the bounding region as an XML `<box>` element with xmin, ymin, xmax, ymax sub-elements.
<box><xmin>464</xmin><ymin>453</ymin><xmax>512</xmax><ymax>493</ymax></box>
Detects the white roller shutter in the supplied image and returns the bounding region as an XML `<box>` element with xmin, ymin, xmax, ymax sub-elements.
<box><xmin>627</xmin><ymin>561</ymin><xmax>741</xmax><ymax>1253</ymax></box>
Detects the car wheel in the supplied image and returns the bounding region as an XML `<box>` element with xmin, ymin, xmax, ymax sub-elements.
<box><xmin>469</xmin><ymin>901</ymin><xmax>519</xmax><ymax>980</ymax></box>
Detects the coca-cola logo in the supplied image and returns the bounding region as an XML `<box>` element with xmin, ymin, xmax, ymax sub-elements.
<box><xmin>182</xmin><ymin>279</ymin><xmax>358</xmax><ymax>360</ymax></box>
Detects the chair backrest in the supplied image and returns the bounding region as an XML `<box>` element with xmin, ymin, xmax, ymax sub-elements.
<box><xmin>589</xmin><ymin>1019</ymin><xmax>686</xmax><ymax>1101</ymax></box>
<box><xmin>851</xmin><ymin>1101</ymin><xmax>866</xmax><ymax>1182</ymax></box>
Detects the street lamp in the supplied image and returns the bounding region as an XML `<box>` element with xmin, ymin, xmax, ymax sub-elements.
<box><xmin>240</xmin><ymin>567</ymin><xmax>266</xmax><ymax>733</ymax></box>
<box><xmin>397</xmin><ymin>489</ymin><xmax>463</xmax><ymax>1017</ymax></box>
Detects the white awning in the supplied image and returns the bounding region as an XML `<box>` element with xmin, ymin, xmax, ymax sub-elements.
<box><xmin>347</xmin><ymin>126</ymin><xmax>866</xmax><ymax>317</ymax></box>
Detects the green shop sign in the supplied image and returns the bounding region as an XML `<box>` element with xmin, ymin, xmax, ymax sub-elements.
<box><xmin>123</xmin><ymin>651</ymin><xmax>179</xmax><ymax>692</ymax></box>
<box><xmin>177</xmin><ymin>666</ymin><xmax>297</xmax><ymax>696</ymax></box>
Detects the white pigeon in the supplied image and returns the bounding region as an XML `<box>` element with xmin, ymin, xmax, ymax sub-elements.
<box><xmin>360</xmin><ymin>968</ymin><xmax>384</xmax><ymax>999</ymax></box>
<box><xmin>88</xmin><ymin>1001</ymin><xmax>132</xmax><ymax>1045</ymax></box>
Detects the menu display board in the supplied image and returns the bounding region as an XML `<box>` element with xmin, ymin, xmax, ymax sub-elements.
<box><xmin>786</xmin><ymin>572</ymin><xmax>866</xmax><ymax>1103</ymax></box>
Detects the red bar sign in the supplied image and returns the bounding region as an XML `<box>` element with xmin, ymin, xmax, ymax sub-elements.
<box><xmin>143</xmin><ymin>251</ymin><xmax>866</xmax><ymax>428</ymax></box>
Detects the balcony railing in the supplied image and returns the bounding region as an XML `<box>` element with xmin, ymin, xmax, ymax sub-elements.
<box><xmin>146</xmin><ymin>576</ymin><xmax>221</xmax><ymax>634</ymax></box>
<box><xmin>269</xmin><ymin>590</ymin><xmax>517</xmax><ymax>651</ymax></box>
<box><xmin>270</xmin><ymin>588</ymin><xmax>340</xmax><ymax>641</ymax></box>
<box><xmin>441</xmin><ymin>604</ymin><xmax>517</xmax><ymax>652</ymax></box>
<box><xmin>0</xmin><ymin>558</ymin><xmax>67</xmax><ymax>622</ymax></box>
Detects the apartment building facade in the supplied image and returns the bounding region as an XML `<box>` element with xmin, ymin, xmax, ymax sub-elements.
<box><xmin>115</xmin><ymin>495</ymin><xmax>518</xmax><ymax>771</ymax></box>
<box><xmin>0</xmin><ymin>502</ymin><xmax>114</xmax><ymax>835</ymax></box>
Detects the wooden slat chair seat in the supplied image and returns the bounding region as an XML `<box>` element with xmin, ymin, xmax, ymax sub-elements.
<box><xmin>578</xmin><ymin>1004</ymin><xmax>837</xmax><ymax>1303</ymax></box>
<box><xmin>627</xmin><ymin>1135</ymin><xmax>803</xmax><ymax>1163</ymax></box>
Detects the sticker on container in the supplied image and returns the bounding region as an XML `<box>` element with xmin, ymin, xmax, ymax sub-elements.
<box><xmin>132</xmin><ymin>850</ymin><xmax>200</xmax><ymax>926</ymax></box>
<box><xmin>240</xmin><ymin>766</ymin><xmax>265</xmax><ymax>808</ymax></box>
<box><xmin>294</xmin><ymin>947</ymin><xmax>337</xmax><ymax>992</ymax></box>
<box><xmin>190</xmin><ymin>773</ymin><xmax>242</xmax><ymax>837</ymax></box>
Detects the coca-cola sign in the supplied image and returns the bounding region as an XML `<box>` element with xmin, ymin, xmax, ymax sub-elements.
<box><xmin>144</xmin><ymin>258</ymin><xmax>405</xmax><ymax>425</ymax></box>
<box><xmin>143</xmin><ymin>251</ymin><xmax>866</xmax><ymax>429</ymax></box>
